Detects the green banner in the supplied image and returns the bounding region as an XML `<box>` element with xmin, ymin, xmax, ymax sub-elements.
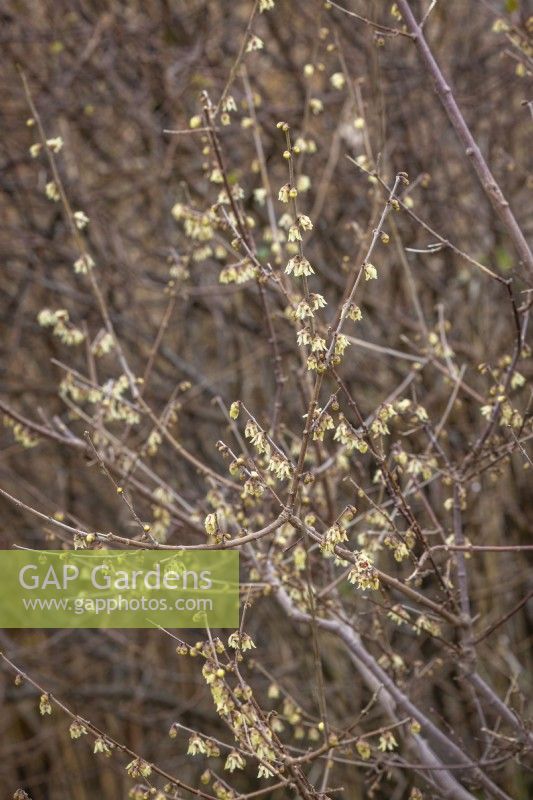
<box><xmin>0</xmin><ymin>550</ymin><xmax>239</xmax><ymax>628</ymax></box>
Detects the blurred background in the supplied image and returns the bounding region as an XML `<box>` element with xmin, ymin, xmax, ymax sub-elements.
<box><xmin>0</xmin><ymin>1</ymin><xmax>531</xmax><ymax>798</ymax></box>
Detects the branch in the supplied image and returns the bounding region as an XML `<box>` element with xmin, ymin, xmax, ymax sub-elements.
<box><xmin>266</xmin><ymin>562</ymin><xmax>512</xmax><ymax>800</ymax></box>
<box><xmin>396</xmin><ymin>0</ymin><xmax>533</xmax><ymax>283</ymax></box>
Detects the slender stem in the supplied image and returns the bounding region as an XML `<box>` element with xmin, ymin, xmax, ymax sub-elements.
<box><xmin>396</xmin><ymin>0</ymin><xmax>533</xmax><ymax>282</ymax></box>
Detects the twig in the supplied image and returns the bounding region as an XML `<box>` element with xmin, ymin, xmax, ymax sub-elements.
<box><xmin>396</xmin><ymin>0</ymin><xmax>533</xmax><ymax>282</ymax></box>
